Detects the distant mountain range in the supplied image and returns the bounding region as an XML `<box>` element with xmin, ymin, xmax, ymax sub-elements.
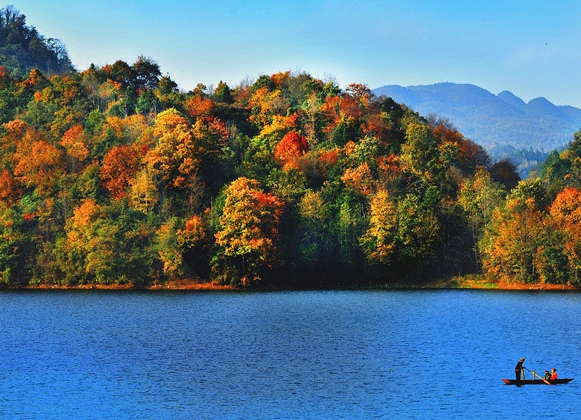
<box><xmin>372</xmin><ymin>83</ymin><xmax>581</xmax><ymax>171</ymax></box>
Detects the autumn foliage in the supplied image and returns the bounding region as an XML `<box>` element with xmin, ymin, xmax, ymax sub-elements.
<box><xmin>2</xmin><ymin>21</ymin><xmax>581</xmax><ymax>288</ymax></box>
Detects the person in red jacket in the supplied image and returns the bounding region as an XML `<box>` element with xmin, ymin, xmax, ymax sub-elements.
<box><xmin>550</xmin><ymin>368</ymin><xmax>558</xmax><ymax>381</ymax></box>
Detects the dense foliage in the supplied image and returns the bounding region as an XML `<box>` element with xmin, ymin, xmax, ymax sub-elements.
<box><xmin>0</xmin><ymin>56</ymin><xmax>501</xmax><ymax>287</ymax></box>
<box><xmin>476</xmin><ymin>131</ymin><xmax>581</xmax><ymax>286</ymax></box>
<box><xmin>2</xmin><ymin>10</ymin><xmax>581</xmax><ymax>288</ymax></box>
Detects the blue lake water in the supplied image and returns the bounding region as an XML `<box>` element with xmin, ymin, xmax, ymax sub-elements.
<box><xmin>1</xmin><ymin>289</ymin><xmax>580</xmax><ymax>419</ymax></box>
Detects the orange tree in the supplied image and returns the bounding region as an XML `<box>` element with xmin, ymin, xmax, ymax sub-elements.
<box><xmin>549</xmin><ymin>187</ymin><xmax>581</xmax><ymax>284</ymax></box>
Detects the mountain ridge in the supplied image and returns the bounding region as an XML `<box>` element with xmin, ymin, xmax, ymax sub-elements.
<box><xmin>372</xmin><ymin>83</ymin><xmax>581</xmax><ymax>164</ymax></box>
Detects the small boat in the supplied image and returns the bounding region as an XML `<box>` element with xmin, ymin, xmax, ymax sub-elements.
<box><xmin>503</xmin><ymin>378</ymin><xmax>574</xmax><ymax>385</ymax></box>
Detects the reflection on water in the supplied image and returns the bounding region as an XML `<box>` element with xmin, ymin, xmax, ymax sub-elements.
<box><xmin>1</xmin><ymin>290</ymin><xmax>580</xmax><ymax>419</ymax></box>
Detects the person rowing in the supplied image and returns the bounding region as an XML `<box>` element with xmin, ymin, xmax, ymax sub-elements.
<box><xmin>515</xmin><ymin>358</ymin><xmax>526</xmax><ymax>385</ymax></box>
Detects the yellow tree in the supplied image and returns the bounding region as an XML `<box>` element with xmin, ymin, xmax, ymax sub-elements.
<box><xmin>359</xmin><ymin>189</ymin><xmax>397</xmax><ymax>267</ymax></box>
<box><xmin>129</xmin><ymin>168</ymin><xmax>159</xmax><ymax>214</ymax></box>
<box><xmin>145</xmin><ymin>108</ymin><xmax>198</xmax><ymax>190</ymax></box>
<box><xmin>213</xmin><ymin>177</ymin><xmax>284</xmax><ymax>286</ymax></box>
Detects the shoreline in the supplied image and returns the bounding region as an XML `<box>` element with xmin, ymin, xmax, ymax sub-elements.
<box><xmin>3</xmin><ymin>278</ymin><xmax>579</xmax><ymax>292</ymax></box>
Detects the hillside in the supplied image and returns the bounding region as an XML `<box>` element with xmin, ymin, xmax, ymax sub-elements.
<box><xmin>0</xmin><ymin>59</ymin><xmax>502</xmax><ymax>289</ymax></box>
<box><xmin>373</xmin><ymin>83</ymin><xmax>581</xmax><ymax>173</ymax></box>
<box><xmin>3</xmin><ymin>8</ymin><xmax>581</xmax><ymax>290</ymax></box>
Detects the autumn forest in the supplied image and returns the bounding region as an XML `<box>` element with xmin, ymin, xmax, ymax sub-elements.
<box><xmin>2</xmin><ymin>7</ymin><xmax>581</xmax><ymax>289</ymax></box>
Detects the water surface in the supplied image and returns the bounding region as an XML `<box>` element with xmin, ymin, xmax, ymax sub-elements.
<box><xmin>1</xmin><ymin>290</ymin><xmax>580</xmax><ymax>419</ymax></box>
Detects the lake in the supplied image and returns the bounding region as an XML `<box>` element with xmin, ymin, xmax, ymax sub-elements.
<box><xmin>1</xmin><ymin>289</ymin><xmax>580</xmax><ymax>419</ymax></box>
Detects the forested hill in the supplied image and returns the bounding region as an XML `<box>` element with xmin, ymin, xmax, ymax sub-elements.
<box><xmin>373</xmin><ymin>83</ymin><xmax>581</xmax><ymax>175</ymax></box>
<box><xmin>2</xmin><ymin>9</ymin><xmax>581</xmax><ymax>290</ymax></box>
<box><xmin>0</xmin><ymin>6</ymin><xmax>73</xmax><ymax>77</ymax></box>
<box><xmin>0</xmin><ymin>62</ymin><xmax>498</xmax><ymax>288</ymax></box>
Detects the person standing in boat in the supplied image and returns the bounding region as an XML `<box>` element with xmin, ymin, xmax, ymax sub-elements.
<box><xmin>515</xmin><ymin>358</ymin><xmax>525</xmax><ymax>384</ymax></box>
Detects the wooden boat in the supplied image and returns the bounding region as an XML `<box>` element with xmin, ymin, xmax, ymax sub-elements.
<box><xmin>503</xmin><ymin>378</ymin><xmax>573</xmax><ymax>385</ymax></box>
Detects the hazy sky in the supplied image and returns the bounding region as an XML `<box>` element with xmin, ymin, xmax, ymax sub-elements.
<box><xmin>10</xmin><ymin>0</ymin><xmax>581</xmax><ymax>106</ymax></box>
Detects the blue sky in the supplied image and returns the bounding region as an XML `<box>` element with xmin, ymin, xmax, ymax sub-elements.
<box><xmin>10</xmin><ymin>0</ymin><xmax>581</xmax><ymax>106</ymax></box>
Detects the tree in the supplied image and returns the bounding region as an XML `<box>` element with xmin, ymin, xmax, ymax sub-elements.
<box><xmin>291</xmin><ymin>189</ymin><xmax>331</xmax><ymax>277</ymax></box>
<box><xmin>489</xmin><ymin>159</ymin><xmax>520</xmax><ymax>191</ymax></box>
<box><xmin>62</xmin><ymin>199</ymin><xmax>157</xmax><ymax>285</ymax></box>
<box><xmin>458</xmin><ymin>167</ymin><xmax>506</xmax><ymax>267</ymax></box>
<box><xmin>145</xmin><ymin>108</ymin><xmax>198</xmax><ymax>190</ymax></box>
<box><xmin>359</xmin><ymin>189</ymin><xmax>397</xmax><ymax>268</ymax></box>
<box><xmin>60</xmin><ymin>124</ymin><xmax>89</xmax><ymax>172</ymax></box>
<box><xmin>0</xmin><ymin>6</ymin><xmax>73</xmax><ymax>76</ymax></box>
<box><xmin>130</xmin><ymin>55</ymin><xmax>161</xmax><ymax>90</ymax></box>
<box><xmin>213</xmin><ymin>81</ymin><xmax>233</xmax><ymax>104</ymax></box>
<box><xmin>341</xmin><ymin>163</ymin><xmax>374</xmax><ymax>196</ymax></box>
<box><xmin>396</xmin><ymin>194</ymin><xmax>441</xmax><ymax>264</ymax></box>
<box><xmin>400</xmin><ymin>121</ymin><xmax>438</xmax><ymax>182</ymax></box>
<box><xmin>274</xmin><ymin>131</ymin><xmax>308</xmax><ymax>171</ymax></box>
<box><xmin>508</xmin><ymin>178</ymin><xmax>550</xmax><ymax>211</ymax></box>
<box><xmin>0</xmin><ymin>202</ymin><xmax>26</xmax><ymax>285</ymax></box>
<box><xmin>213</xmin><ymin>177</ymin><xmax>284</xmax><ymax>286</ymax></box>
<box><xmin>480</xmin><ymin>197</ymin><xmax>547</xmax><ymax>284</ymax></box>
<box><xmin>129</xmin><ymin>168</ymin><xmax>159</xmax><ymax>214</ymax></box>
<box><xmin>156</xmin><ymin>218</ymin><xmax>183</xmax><ymax>278</ymax></box>
<box><xmin>100</xmin><ymin>145</ymin><xmax>141</xmax><ymax>200</ymax></box>
<box><xmin>136</xmin><ymin>89</ymin><xmax>160</xmax><ymax>116</ymax></box>
<box><xmin>0</xmin><ymin>169</ymin><xmax>16</xmax><ymax>203</ymax></box>
<box><xmin>549</xmin><ymin>187</ymin><xmax>581</xmax><ymax>283</ymax></box>
<box><xmin>184</xmin><ymin>95</ymin><xmax>214</xmax><ymax>119</ymax></box>
<box><xmin>540</xmin><ymin>150</ymin><xmax>571</xmax><ymax>199</ymax></box>
<box><xmin>12</xmin><ymin>133</ymin><xmax>63</xmax><ymax>196</ymax></box>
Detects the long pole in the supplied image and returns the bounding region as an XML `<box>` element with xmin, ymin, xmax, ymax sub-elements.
<box><xmin>524</xmin><ymin>367</ymin><xmax>551</xmax><ymax>385</ymax></box>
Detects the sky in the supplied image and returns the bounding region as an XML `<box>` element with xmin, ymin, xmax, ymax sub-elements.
<box><xmin>9</xmin><ymin>0</ymin><xmax>581</xmax><ymax>106</ymax></box>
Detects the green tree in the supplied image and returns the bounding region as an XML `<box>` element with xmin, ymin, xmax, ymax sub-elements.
<box><xmin>400</xmin><ymin>121</ymin><xmax>438</xmax><ymax>184</ymax></box>
<box><xmin>0</xmin><ymin>202</ymin><xmax>26</xmax><ymax>285</ymax></box>
<box><xmin>458</xmin><ymin>167</ymin><xmax>506</xmax><ymax>267</ymax></box>
<box><xmin>136</xmin><ymin>89</ymin><xmax>160</xmax><ymax>116</ymax></box>
<box><xmin>60</xmin><ymin>199</ymin><xmax>157</xmax><ymax>285</ymax></box>
<box><xmin>397</xmin><ymin>193</ymin><xmax>440</xmax><ymax>264</ymax></box>
<box><xmin>213</xmin><ymin>81</ymin><xmax>233</xmax><ymax>104</ymax></box>
<box><xmin>130</xmin><ymin>55</ymin><xmax>161</xmax><ymax>90</ymax></box>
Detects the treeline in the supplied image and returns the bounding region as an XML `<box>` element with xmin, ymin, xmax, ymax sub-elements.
<box><xmin>0</xmin><ymin>6</ymin><xmax>72</xmax><ymax>78</ymax></box>
<box><xmin>1</xmin><ymin>17</ymin><xmax>581</xmax><ymax>288</ymax></box>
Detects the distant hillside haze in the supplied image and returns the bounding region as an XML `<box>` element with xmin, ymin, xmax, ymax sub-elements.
<box><xmin>0</xmin><ymin>6</ymin><xmax>73</xmax><ymax>78</ymax></box>
<box><xmin>372</xmin><ymin>83</ymin><xmax>581</xmax><ymax>163</ymax></box>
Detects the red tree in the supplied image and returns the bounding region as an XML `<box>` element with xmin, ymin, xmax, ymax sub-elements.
<box><xmin>274</xmin><ymin>132</ymin><xmax>308</xmax><ymax>170</ymax></box>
